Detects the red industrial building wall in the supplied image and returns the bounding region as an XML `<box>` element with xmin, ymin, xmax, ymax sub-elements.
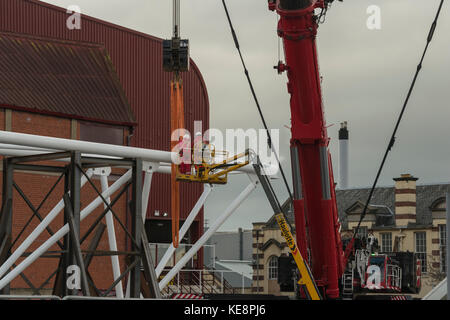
<box><xmin>0</xmin><ymin>0</ymin><xmax>209</xmax><ymax>227</ymax></box>
<box><xmin>0</xmin><ymin>110</ymin><xmax>130</xmax><ymax>291</ymax></box>
<box><xmin>0</xmin><ymin>0</ymin><xmax>210</xmax><ymax>291</ymax></box>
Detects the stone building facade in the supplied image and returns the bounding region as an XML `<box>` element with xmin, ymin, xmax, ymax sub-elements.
<box><xmin>251</xmin><ymin>174</ymin><xmax>449</xmax><ymax>298</ymax></box>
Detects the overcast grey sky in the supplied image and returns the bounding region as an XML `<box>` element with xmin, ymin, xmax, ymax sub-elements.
<box><xmin>44</xmin><ymin>0</ymin><xmax>450</xmax><ymax>231</ymax></box>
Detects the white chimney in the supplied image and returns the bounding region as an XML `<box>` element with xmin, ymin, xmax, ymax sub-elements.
<box><xmin>339</xmin><ymin>122</ymin><xmax>349</xmax><ymax>189</ymax></box>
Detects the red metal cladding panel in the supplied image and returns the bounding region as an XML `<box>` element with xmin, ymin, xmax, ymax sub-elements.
<box><xmin>0</xmin><ymin>0</ymin><xmax>209</xmax><ymax>223</ymax></box>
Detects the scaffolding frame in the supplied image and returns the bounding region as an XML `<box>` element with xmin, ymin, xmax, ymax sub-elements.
<box><xmin>0</xmin><ymin>150</ymin><xmax>161</xmax><ymax>298</ymax></box>
<box><xmin>0</xmin><ymin>130</ymin><xmax>274</xmax><ymax>299</ymax></box>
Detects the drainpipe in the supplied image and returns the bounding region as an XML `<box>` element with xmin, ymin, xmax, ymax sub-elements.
<box><xmin>126</xmin><ymin>127</ymin><xmax>134</xmax><ymax>252</ymax></box>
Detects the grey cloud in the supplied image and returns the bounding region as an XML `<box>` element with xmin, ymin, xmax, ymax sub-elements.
<box><xmin>43</xmin><ymin>0</ymin><xmax>450</xmax><ymax>231</ymax></box>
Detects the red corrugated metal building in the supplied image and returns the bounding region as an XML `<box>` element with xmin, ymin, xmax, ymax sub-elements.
<box><xmin>0</xmin><ymin>0</ymin><xmax>209</xmax><ymax>293</ymax></box>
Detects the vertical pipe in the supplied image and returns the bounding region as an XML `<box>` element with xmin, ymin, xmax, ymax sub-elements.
<box><xmin>63</xmin><ymin>194</ymin><xmax>90</xmax><ymax>296</ymax></box>
<box><xmin>141</xmin><ymin>170</ymin><xmax>154</xmax><ymax>222</ymax></box>
<box><xmin>446</xmin><ymin>192</ymin><xmax>450</xmax><ymax>300</ymax></box>
<box><xmin>68</xmin><ymin>151</ymin><xmax>81</xmax><ymax>296</ymax></box>
<box><xmin>339</xmin><ymin>122</ymin><xmax>349</xmax><ymax>190</ymax></box>
<box><xmin>130</xmin><ymin>159</ymin><xmax>143</xmax><ymax>298</ymax></box>
<box><xmin>290</xmin><ymin>146</ymin><xmax>303</xmax><ymax>200</ymax></box>
<box><xmin>100</xmin><ymin>174</ymin><xmax>124</xmax><ymax>299</ymax></box>
<box><xmin>159</xmin><ymin>178</ymin><xmax>258</xmax><ymax>290</ymax></box>
<box><xmin>319</xmin><ymin>146</ymin><xmax>331</xmax><ymax>200</ymax></box>
<box><xmin>125</xmin><ymin>276</ymin><xmax>130</xmax><ymax>298</ymax></box>
<box><xmin>0</xmin><ymin>158</ymin><xmax>13</xmax><ymax>295</ymax></box>
<box><xmin>290</xmin><ymin>146</ymin><xmax>308</xmax><ymax>259</ymax></box>
<box><xmin>173</xmin><ymin>0</ymin><xmax>180</xmax><ymax>37</ymax></box>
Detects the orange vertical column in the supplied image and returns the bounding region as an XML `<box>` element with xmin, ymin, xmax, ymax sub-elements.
<box><xmin>170</xmin><ymin>79</ymin><xmax>184</xmax><ymax>248</ymax></box>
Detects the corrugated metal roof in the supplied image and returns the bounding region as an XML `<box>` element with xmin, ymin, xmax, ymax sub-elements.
<box><xmin>0</xmin><ymin>31</ymin><xmax>136</xmax><ymax>126</ymax></box>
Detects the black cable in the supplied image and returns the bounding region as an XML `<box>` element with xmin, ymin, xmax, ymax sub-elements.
<box><xmin>353</xmin><ymin>0</ymin><xmax>445</xmax><ymax>239</ymax></box>
<box><xmin>222</xmin><ymin>0</ymin><xmax>294</xmax><ymax>204</ymax></box>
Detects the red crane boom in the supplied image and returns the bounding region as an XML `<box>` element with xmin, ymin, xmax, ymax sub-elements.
<box><xmin>269</xmin><ymin>0</ymin><xmax>344</xmax><ymax>299</ymax></box>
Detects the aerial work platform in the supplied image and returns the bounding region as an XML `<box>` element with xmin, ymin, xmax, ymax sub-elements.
<box><xmin>176</xmin><ymin>147</ymin><xmax>250</xmax><ymax>185</ymax></box>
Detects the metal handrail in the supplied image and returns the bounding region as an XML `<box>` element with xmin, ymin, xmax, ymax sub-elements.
<box><xmin>386</xmin><ymin>264</ymin><xmax>402</xmax><ymax>290</ymax></box>
<box><xmin>162</xmin><ymin>268</ymin><xmax>250</xmax><ymax>294</ymax></box>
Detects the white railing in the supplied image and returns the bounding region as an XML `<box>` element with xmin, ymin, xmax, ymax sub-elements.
<box><xmin>160</xmin><ymin>268</ymin><xmax>250</xmax><ymax>296</ymax></box>
<box><xmin>386</xmin><ymin>264</ymin><xmax>402</xmax><ymax>290</ymax></box>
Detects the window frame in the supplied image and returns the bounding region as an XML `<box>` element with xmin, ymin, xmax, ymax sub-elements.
<box><xmin>267</xmin><ymin>256</ymin><xmax>278</xmax><ymax>280</ymax></box>
<box><xmin>380</xmin><ymin>232</ymin><xmax>392</xmax><ymax>253</ymax></box>
<box><xmin>415</xmin><ymin>231</ymin><xmax>427</xmax><ymax>273</ymax></box>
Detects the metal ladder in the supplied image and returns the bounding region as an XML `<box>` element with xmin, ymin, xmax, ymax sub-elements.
<box><xmin>342</xmin><ymin>269</ymin><xmax>354</xmax><ymax>300</ymax></box>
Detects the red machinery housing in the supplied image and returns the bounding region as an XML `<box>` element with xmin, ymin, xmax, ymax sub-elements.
<box><xmin>363</xmin><ymin>255</ymin><xmax>402</xmax><ymax>292</ymax></box>
<box><xmin>361</xmin><ymin>253</ymin><xmax>422</xmax><ymax>294</ymax></box>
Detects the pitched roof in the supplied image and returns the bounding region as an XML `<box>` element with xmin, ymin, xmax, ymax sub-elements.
<box><xmin>263</xmin><ymin>183</ymin><xmax>450</xmax><ymax>230</ymax></box>
<box><xmin>335</xmin><ymin>186</ymin><xmax>394</xmax><ymax>229</ymax></box>
<box><xmin>260</xmin><ymin>239</ymin><xmax>285</xmax><ymax>251</ymax></box>
<box><xmin>336</xmin><ymin>183</ymin><xmax>450</xmax><ymax>228</ymax></box>
<box><xmin>415</xmin><ymin>184</ymin><xmax>450</xmax><ymax>224</ymax></box>
<box><xmin>0</xmin><ymin>31</ymin><xmax>136</xmax><ymax>126</ymax></box>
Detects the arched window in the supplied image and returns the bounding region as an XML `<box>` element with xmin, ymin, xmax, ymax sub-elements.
<box><xmin>268</xmin><ymin>256</ymin><xmax>278</xmax><ymax>280</ymax></box>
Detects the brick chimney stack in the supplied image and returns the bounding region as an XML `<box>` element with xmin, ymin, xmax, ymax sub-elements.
<box><xmin>393</xmin><ymin>174</ymin><xmax>418</xmax><ymax>226</ymax></box>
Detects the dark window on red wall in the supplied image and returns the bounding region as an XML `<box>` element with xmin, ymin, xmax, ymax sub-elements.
<box><xmin>80</xmin><ymin>121</ymin><xmax>124</xmax><ymax>145</ymax></box>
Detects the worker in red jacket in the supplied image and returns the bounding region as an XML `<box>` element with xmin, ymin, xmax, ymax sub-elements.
<box><xmin>193</xmin><ymin>132</ymin><xmax>205</xmax><ymax>177</ymax></box>
<box><xmin>179</xmin><ymin>134</ymin><xmax>191</xmax><ymax>174</ymax></box>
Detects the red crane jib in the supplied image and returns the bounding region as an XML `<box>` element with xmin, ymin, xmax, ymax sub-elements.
<box><xmin>270</xmin><ymin>0</ymin><xmax>344</xmax><ymax>299</ymax></box>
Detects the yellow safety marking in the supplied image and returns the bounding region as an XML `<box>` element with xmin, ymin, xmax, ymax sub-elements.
<box><xmin>275</xmin><ymin>213</ymin><xmax>322</xmax><ymax>300</ymax></box>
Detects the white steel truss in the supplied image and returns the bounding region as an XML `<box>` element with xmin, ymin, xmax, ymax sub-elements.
<box><xmin>0</xmin><ymin>130</ymin><xmax>275</xmax><ymax>298</ymax></box>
